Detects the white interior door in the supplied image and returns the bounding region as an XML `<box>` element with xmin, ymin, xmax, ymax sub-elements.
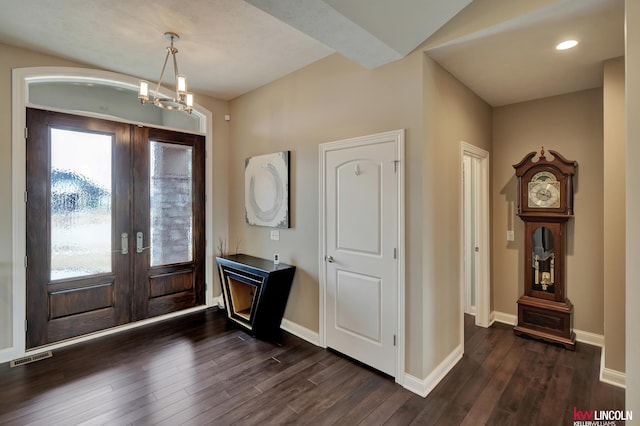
<box><xmin>323</xmin><ymin>137</ymin><xmax>398</xmax><ymax>377</ymax></box>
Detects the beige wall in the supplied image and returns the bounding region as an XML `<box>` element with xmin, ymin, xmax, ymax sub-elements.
<box><xmin>0</xmin><ymin>42</ymin><xmax>230</xmax><ymax>354</ymax></box>
<box><xmin>229</xmin><ymin>50</ymin><xmax>491</xmax><ymax>378</ymax></box>
<box><xmin>0</xmin><ymin>43</ymin><xmax>82</xmax><ymax>351</ymax></box>
<box><xmin>493</xmin><ymin>89</ymin><xmax>605</xmax><ymax>334</ymax></box>
<box><xmin>626</xmin><ymin>0</ymin><xmax>640</xmax><ymax>412</ymax></box>
<box><xmin>603</xmin><ymin>57</ymin><xmax>625</xmax><ymax>373</ymax></box>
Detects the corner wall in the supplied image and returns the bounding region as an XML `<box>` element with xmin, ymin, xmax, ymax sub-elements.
<box><xmin>422</xmin><ymin>55</ymin><xmax>492</xmax><ymax>373</ymax></box>
<box><xmin>626</xmin><ymin>0</ymin><xmax>640</xmax><ymax>412</ymax></box>
<box><xmin>603</xmin><ymin>57</ymin><xmax>625</xmax><ymax>376</ymax></box>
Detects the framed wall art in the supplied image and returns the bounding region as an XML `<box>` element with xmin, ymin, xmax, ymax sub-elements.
<box><xmin>245</xmin><ymin>151</ymin><xmax>290</xmax><ymax>228</ymax></box>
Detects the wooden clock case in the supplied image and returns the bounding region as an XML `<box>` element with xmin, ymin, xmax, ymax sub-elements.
<box><xmin>512</xmin><ymin>149</ymin><xmax>577</xmax><ymax>350</ymax></box>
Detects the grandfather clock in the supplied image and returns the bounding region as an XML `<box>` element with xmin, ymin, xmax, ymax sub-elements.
<box><xmin>512</xmin><ymin>148</ymin><xmax>577</xmax><ymax>350</ymax></box>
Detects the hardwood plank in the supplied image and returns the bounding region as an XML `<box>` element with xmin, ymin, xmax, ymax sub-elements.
<box><xmin>512</xmin><ymin>387</ymin><xmax>545</xmax><ymax>425</ymax></box>
<box><xmin>303</xmin><ymin>373</ymin><xmax>395</xmax><ymax>425</ymax></box>
<box><xmin>322</xmin><ymin>374</ymin><xmax>399</xmax><ymax>425</ymax></box>
<box><xmin>156</xmin><ymin>385</ymin><xmax>260</xmax><ymax>426</ymax></box>
<box><xmin>253</xmin><ymin>347</ymin><xmax>334</xmax><ymax>392</ymax></box>
<box><xmin>358</xmin><ymin>387</ymin><xmax>414</xmax><ymax>425</ymax></box>
<box><xmin>536</xmin><ymin>363</ymin><xmax>574</xmax><ymax>426</ymax></box>
<box><xmin>460</xmin><ymin>334</ymin><xmax>533</xmax><ymax>425</ymax></box>
<box><xmin>488</xmin><ymin>348</ymin><xmax>540</xmax><ymax>419</ymax></box>
<box><xmin>432</xmin><ymin>365</ymin><xmax>492</xmax><ymax>424</ymax></box>
<box><xmin>212</xmin><ymin>363</ymin><xmax>325</xmax><ymax>425</ymax></box>
<box><xmin>286</xmin><ymin>360</ymin><xmax>366</xmax><ymax>413</ymax></box>
<box><xmin>78</xmin><ymin>388</ymin><xmax>190</xmax><ymax>426</ymax></box>
<box><xmin>386</xmin><ymin>393</ymin><xmax>443</xmax><ymax>425</ymax></box>
<box><xmin>407</xmin><ymin>395</ymin><xmax>450</xmax><ymax>425</ymax></box>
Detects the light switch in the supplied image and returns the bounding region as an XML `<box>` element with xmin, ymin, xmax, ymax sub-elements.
<box><xmin>507</xmin><ymin>230</ymin><xmax>515</xmax><ymax>241</ymax></box>
<box><xmin>270</xmin><ymin>230</ymin><xmax>280</xmax><ymax>241</ymax></box>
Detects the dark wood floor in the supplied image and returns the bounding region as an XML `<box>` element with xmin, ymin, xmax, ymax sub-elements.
<box><xmin>0</xmin><ymin>309</ymin><xmax>624</xmax><ymax>425</ymax></box>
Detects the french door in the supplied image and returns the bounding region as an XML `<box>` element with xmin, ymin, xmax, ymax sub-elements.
<box><xmin>25</xmin><ymin>108</ymin><xmax>205</xmax><ymax>349</ymax></box>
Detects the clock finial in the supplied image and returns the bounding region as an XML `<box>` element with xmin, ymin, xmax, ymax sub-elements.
<box><xmin>540</xmin><ymin>146</ymin><xmax>545</xmax><ymax>159</ymax></box>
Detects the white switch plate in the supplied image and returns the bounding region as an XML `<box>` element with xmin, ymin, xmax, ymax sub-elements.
<box><xmin>270</xmin><ymin>230</ymin><xmax>280</xmax><ymax>241</ymax></box>
<box><xmin>507</xmin><ymin>230</ymin><xmax>515</xmax><ymax>241</ymax></box>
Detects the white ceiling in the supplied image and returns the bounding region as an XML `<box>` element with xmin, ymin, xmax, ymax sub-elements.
<box><xmin>0</xmin><ymin>0</ymin><xmax>625</xmax><ymax>105</ymax></box>
<box><xmin>425</xmin><ymin>0</ymin><xmax>625</xmax><ymax>106</ymax></box>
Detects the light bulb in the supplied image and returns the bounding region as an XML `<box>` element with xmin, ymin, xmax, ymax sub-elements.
<box><xmin>177</xmin><ymin>75</ymin><xmax>187</xmax><ymax>95</ymax></box>
<box><xmin>556</xmin><ymin>40</ymin><xmax>578</xmax><ymax>50</ymax></box>
<box><xmin>138</xmin><ymin>81</ymin><xmax>149</xmax><ymax>100</ymax></box>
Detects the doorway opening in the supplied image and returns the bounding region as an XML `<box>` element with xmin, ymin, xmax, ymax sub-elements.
<box><xmin>461</xmin><ymin>142</ymin><xmax>490</xmax><ymax>332</ymax></box>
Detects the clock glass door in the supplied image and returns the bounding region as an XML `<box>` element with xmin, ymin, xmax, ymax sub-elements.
<box><xmin>532</xmin><ymin>226</ymin><xmax>555</xmax><ymax>295</ymax></box>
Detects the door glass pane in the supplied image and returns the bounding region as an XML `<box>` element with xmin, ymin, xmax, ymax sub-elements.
<box><xmin>50</xmin><ymin>128</ymin><xmax>112</xmax><ymax>280</ymax></box>
<box><xmin>150</xmin><ymin>141</ymin><xmax>193</xmax><ymax>266</ymax></box>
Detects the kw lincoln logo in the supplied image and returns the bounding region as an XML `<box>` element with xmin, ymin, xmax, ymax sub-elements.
<box><xmin>573</xmin><ymin>406</ymin><xmax>632</xmax><ymax>425</ymax></box>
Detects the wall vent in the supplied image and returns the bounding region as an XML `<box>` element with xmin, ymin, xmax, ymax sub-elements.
<box><xmin>10</xmin><ymin>351</ymin><xmax>52</xmax><ymax>367</ymax></box>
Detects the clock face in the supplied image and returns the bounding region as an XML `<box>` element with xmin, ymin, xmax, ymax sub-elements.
<box><xmin>528</xmin><ymin>172</ymin><xmax>560</xmax><ymax>208</ymax></box>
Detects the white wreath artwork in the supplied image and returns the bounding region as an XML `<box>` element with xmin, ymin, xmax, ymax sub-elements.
<box><xmin>245</xmin><ymin>151</ymin><xmax>289</xmax><ymax>228</ymax></box>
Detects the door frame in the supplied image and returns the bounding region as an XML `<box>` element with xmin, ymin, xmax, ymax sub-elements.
<box><xmin>318</xmin><ymin>129</ymin><xmax>405</xmax><ymax>384</ymax></box>
<box><xmin>8</xmin><ymin>67</ymin><xmax>214</xmax><ymax>362</ymax></box>
<box><xmin>460</xmin><ymin>141</ymin><xmax>491</xmax><ymax>334</ymax></box>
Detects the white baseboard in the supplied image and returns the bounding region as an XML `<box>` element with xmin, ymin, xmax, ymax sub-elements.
<box><xmin>0</xmin><ymin>347</ymin><xmax>17</xmax><ymax>365</ymax></box>
<box><xmin>600</xmin><ymin>346</ymin><xmax>626</xmax><ymax>388</ymax></box>
<box><xmin>402</xmin><ymin>344</ymin><xmax>463</xmax><ymax>398</ymax></box>
<box><xmin>212</xmin><ymin>295</ymin><xmax>225</xmax><ymax>309</ymax></box>
<box><xmin>491</xmin><ymin>311</ymin><xmax>516</xmax><ymax>326</ymax></box>
<box><xmin>280</xmin><ymin>318</ymin><xmax>321</xmax><ymax>347</ymax></box>
<box><xmin>601</xmin><ymin>367</ymin><xmax>626</xmax><ymax>388</ymax></box>
<box><xmin>491</xmin><ymin>310</ymin><xmax>604</xmax><ymax>346</ymax></box>
<box><xmin>574</xmin><ymin>329</ymin><xmax>604</xmax><ymax>347</ymax></box>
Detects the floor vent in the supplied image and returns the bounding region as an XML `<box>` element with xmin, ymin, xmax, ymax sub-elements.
<box><xmin>10</xmin><ymin>351</ymin><xmax>53</xmax><ymax>367</ymax></box>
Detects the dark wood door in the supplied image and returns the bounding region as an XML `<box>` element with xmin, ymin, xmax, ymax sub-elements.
<box><xmin>131</xmin><ymin>126</ymin><xmax>205</xmax><ymax>319</ymax></box>
<box><xmin>26</xmin><ymin>108</ymin><xmax>205</xmax><ymax>349</ymax></box>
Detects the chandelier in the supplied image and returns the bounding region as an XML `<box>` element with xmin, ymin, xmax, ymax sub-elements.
<box><xmin>138</xmin><ymin>32</ymin><xmax>194</xmax><ymax>114</ymax></box>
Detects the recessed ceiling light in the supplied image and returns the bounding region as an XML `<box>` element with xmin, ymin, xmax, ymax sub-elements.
<box><xmin>556</xmin><ymin>40</ymin><xmax>578</xmax><ymax>50</ymax></box>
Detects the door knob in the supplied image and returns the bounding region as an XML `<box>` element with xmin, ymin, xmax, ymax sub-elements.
<box><xmin>326</xmin><ymin>255</ymin><xmax>334</xmax><ymax>263</ymax></box>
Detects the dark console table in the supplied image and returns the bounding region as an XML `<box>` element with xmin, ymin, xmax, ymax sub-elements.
<box><xmin>216</xmin><ymin>254</ymin><xmax>295</xmax><ymax>340</ymax></box>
